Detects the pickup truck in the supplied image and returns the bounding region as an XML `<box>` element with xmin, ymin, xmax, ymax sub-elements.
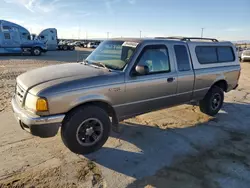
<box><xmin>12</xmin><ymin>37</ymin><xmax>241</xmax><ymax>154</ymax></box>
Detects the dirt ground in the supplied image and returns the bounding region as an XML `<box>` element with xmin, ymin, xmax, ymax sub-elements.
<box><xmin>0</xmin><ymin>50</ymin><xmax>249</xmax><ymax>188</ymax></box>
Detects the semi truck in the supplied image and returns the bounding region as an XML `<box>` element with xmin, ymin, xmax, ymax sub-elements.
<box><xmin>36</xmin><ymin>28</ymin><xmax>75</xmax><ymax>51</ymax></box>
<box><xmin>37</xmin><ymin>28</ymin><xmax>58</xmax><ymax>51</ymax></box>
<box><xmin>0</xmin><ymin>20</ymin><xmax>47</xmax><ymax>56</ymax></box>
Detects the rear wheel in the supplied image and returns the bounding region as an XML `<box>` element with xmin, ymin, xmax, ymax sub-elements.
<box><xmin>63</xmin><ymin>45</ymin><xmax>68</xmax><ymax>51</ymax></box>
<box><xmin>69</xmin><ymin>46</ymin><xmax>75</xmax><ymax>51</ymax></box>
<box><xmin>61</xmin><ymin>105</ymin><xmax>111</xmax><ymax>154</ymax></box>
<box><xmin>199</xmin><ymin>86</ymin><xmax>224</xmax><ymax>116</ymax></box>
<box><xmin>32</xmin><ymin>47</ymin><xmax>41</xmax><ymax>56</ymax></box>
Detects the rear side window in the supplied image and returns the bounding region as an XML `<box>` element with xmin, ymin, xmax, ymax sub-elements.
<box><xmin>174</xmin><ymin>45</ymin><xmax>191</xmax><ymax>71</ymax></box>
<box><xmin>196</xmin><ymin>46</ymin><xmax>235</xmax><ymax>64</ymax></box>
<box><xmin>217</xmin><ymin>47</ymin><xmax>235</xmax><ymax>62</ymax></box>
<box><xmin>196</xmin><ymin>46</ymin><xmax>217</xmax><ymax>64</ymax></box>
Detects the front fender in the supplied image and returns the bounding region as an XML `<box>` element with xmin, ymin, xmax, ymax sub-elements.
<box><xmin>69</xmin><ymin>94</ymin><xmax>113</xmax><ymax>111</ymax></box>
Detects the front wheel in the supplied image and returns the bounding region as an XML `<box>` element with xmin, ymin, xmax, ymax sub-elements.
<box><xmin>61</xmin><ymin>105</ymin><xmax>111</xmax><ymax>154</ymax></box>
<box><xmin>199</xmin><ymin>86</ymin><xmax>224</xmax><ymax>116</ymax></box>
<box><xmin>32</xmin><ymin>47</ymin><xmax>41</xmax><ymax>56</ymax></box>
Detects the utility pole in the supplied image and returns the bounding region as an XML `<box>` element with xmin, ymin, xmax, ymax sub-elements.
<box><xmin>78</xmin><ymin>25</ymin><xmax>81</xmax><ymax>39</ymax></box>
<box><xmin>139</xmin><ymin>30</ymin><xmax>142</xmax><ymax>38</ymax></box>
<box><xmin>201</xmin><ymin>28</ymin><xmax>204</xmax><ymax>38</ymax></box>
<box><xmin>86</xmin><ymin>31</ymin><xmax>88</xmax><ymax>39</ymax></box>
<box><xmin>107</xmin><ymin>32</ymin><xmax>110</xmax><ymax>39</ymax></box>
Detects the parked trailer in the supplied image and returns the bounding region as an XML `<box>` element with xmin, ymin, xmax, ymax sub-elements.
<box><xmin>57</xmin><ymin>40</ymin><xmax>75</xmax><ymax>51</ymax></box>
<box><xmin>0</xmin><ymin>20</ymin><xmax>47</xmax><ymax>56</ymax></box>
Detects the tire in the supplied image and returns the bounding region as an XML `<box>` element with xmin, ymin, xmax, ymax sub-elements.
<box><xmin>61</xmin><ymin>105</ymin><xmax>111</xmax><ymax>154</ymax></box>
<box><xmin>32</xmin><ymin>47</ymin><xmax>41</xmax><ymax>56</ymax></box>
<box><xmin>63</xmin><ymin>45</ymin><xmax>68</xmax><ymax>51</ymax></box>
<box><xmin>70</xmin><ymin>46</ymin><xmax>75</xmax><ymax>51</ymax></box>
<box><xmin>199</xmin><ymin>86</ymin><xmax>224</xmax><ymax>116</ymax></box>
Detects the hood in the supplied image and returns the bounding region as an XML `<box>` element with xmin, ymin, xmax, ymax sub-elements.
<box><xmin>17</xmin><ymin>63</ymin><xmax>111</xmax><ymax>91</ymax></box>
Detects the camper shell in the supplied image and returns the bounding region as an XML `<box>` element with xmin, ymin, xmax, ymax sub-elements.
<box><xmin>0</xmin><ymin>20</ymin><xmax>47</xmax><ymax>56</ymax></box>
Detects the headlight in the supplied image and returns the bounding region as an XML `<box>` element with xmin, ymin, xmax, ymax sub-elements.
<box><xmin>25</xmin><ymin>93</ymin><xmax>48</xmax><ymax>112</ymax></box>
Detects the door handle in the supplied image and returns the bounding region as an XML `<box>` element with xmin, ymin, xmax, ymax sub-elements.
<box><xmin>167</xmin><ymin>77</ymin><xmax>175</xmax><ymax>83</ymax></box>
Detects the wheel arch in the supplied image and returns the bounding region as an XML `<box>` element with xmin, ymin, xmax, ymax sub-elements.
<box><xmin>32</xmin><ymin>46</ymin><xmax>42</xmax><ymax>50</ymax></box>
<box><xmin>64</xmin><ymin>99</ymin><xmax>119</xmax><ymax>127</ymax></box>
<box><xmin>212</xmin><ymin>80</ymin><xmax>228</xmax><ymax>92</ymax></box>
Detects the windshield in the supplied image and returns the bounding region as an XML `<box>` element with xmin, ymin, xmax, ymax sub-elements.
<box><xmin>86</xmin><ymin>40</ymin><xmax>138</xmax><ymax>70</ymax></box>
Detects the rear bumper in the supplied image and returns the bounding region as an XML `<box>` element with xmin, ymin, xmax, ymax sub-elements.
<box><xmin>11</xmin><ymin>96</ymin><xmax>65</xmax><ymax>137</ymax></box>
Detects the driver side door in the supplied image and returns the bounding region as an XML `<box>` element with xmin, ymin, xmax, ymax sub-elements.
<box><xmin>117</xmin><ymin>44</ymin><xmax>178</xmax><ymax>119</ymax></box>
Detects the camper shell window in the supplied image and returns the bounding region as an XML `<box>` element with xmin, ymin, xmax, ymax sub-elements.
<box><xmin>195</xmin><ymin>46</ymin><xmax>235</xmax><ymax>64</ymax></box>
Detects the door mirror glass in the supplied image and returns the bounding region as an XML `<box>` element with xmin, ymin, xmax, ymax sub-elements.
<box><xmin>135</xmin><ymin>65</ymin><xmax>149</xmax><ymax>75</ymax></box>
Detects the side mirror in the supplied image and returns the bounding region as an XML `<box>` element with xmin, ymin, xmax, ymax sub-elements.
<box><xmin>135</xmin><ymin>65</ymin><xmax>149</xmax><ymax>75</ymax></box>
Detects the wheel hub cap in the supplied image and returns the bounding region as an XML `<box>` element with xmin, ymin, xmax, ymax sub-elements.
<box><xmin>76</xmin><ymin>118</ymin><xmax>103</xmax><ymax>146</ymax></box>
<box><xmin>211</xmin><ymin>94</ymin><xmax>221</xmax><ymax>110</ymax></box>
<box><xmin>85</xmin><ymin>127</ymin><xmax>94</xmax><ymax>136</ymax></box>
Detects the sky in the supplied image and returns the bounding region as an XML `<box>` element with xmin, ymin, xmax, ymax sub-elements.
<box><xmin>1</xmin><ymin>0</ymin><xmax>250</xmax><ymax>40</ymax></box>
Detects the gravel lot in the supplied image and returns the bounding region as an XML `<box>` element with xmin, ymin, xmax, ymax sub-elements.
<box><xmin>0</xmin><ymin>50</ymin><xmax>250</xmax><ymax>188</ymax></box>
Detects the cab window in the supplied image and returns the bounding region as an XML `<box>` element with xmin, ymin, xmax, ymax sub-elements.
<box><xmin>174</xmin><ymin>45</ymin><xmax>191</xmax><ymax>71</ymax></box>
<box><xmin>137</xmin><ymin>45</ymin><xmax>170</xmax><ymax>74</ymax></box>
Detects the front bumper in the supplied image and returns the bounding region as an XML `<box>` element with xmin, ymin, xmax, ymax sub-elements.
<box><xmin>11</xmin><ymin>96</ymin><xmax>65</xmax><ymax>137</ymax></box>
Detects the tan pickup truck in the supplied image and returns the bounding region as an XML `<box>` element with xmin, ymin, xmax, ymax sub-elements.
<box><xmin>12</xmin><ymin>37</ymin><xmax>241</xmax><ymax>154</ymax></box>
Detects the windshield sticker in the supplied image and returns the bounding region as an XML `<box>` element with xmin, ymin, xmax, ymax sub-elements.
<box><xmin>122</xmin><ymin>42</ymin><xmax>139</xmax><ymax>48</ymax></box>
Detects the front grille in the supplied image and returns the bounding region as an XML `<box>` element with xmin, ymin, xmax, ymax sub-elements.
<box><xmin>15</xmin><ymin>84</ymin><xmax>26</xmax><ymax>105</ymax></box>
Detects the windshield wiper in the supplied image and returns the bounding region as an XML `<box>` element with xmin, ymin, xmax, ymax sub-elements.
<box><xmin>81</xmin><ymin>60</ymin><xmax>89</xmax><ymax>65</ymax></box>
<box><xmin>91</xmin><ymin>61</ymin><xmax>112</xmax><ymax>72</ymax></box>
